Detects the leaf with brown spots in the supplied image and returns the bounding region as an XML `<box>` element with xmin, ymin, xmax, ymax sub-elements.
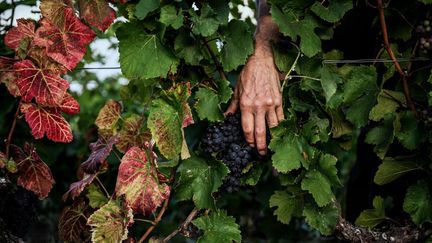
<box><xmin>0</xmin><ymin>56</ymin><xmax>20</xmax><ymax>97</ymax></box>
<box><xmin>11</xmin><ymin>143</ymin><xmax>55</xmax><ymax>199</ymax></box>
<box><xmin>4</xmin><ymin>19</ymin><xmax>36</xmax><ymax>51</ymax></box>
<box><xmin>78</xmin><ymin>0</ymin><xmax>116</xmax><ymax>32</ymax></box>
<box><xmin>95</xmin><ymin>99</ymin><xmax>122</xmax><ymax>137</ymax></box>
<box><xmin>116</xmin><ymin>114</ymin><xmax>151</xmax><ymax>153</ymax></box>
<box><xmin>58</xmin><ymin>198</ymin><xmax>93</xmax><ymax>242</ymax></box>
<box><xmin>115</xmin><ymin>146</ymin><xmax>170</xmax><ymax>215</ymax></box>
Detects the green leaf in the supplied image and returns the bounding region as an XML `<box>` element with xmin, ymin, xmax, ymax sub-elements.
<box><xmin>302</xmin><ymin>113</ymin><xmax>329</xmax><ymax>144</ymax></box>
<box><xmin>195</xmin><ymin>87</ymin><xmax>224</xmax><ymax>122</ymax></box>
<box><xmin>329</xmin><ymin>109</ymin><xmax>352</xmax><ymax>138</ymax></box>
<box><xmin>365</xmin><ymin>114</ymin><xmax>396</xmax><ymax>159</ymax></box>
<box><xmin>176</xmin><ymin>154</ymin><xmax>229</xmax><ymax>209</ymax></box>
<box><xmin>320</xmin><ymin>66</ymin><xmax>342</xmax><ymax>103</ymax></box>
<box><xmin>311</xmin><ymin>0</ymin><xmax>353</xmax><ymax>23</ymax></box>
<box><xmin>174</xmin><ymin>32</ymin><xmax>204</xmax><ymax>65</ymax></box>
<box><xmin>216</xmin><ymin>79</ymin><xmax>233</xmax><ymax>104</ymax></box>
<box><xmin>87</xmin><ymin>199</ymin><xmax>134</xmax><ymax>243</ymax></box>
<box><xmin>419</xmin><ymin>0</ymin><xmax>432</xmax><ymax>4</ymax></box>
<box><xmin>193</xmin><ymin>210</ymin><xmax>241</xmax><ymax>243</ymax></box>
<box><xmin>241</xmin><ymin>164</ymin><xmax>264</xmax><ymax>186</ymax></box>
<box><xmin>271</xmin><ymin>6</ymin><xmax>321</xmax><ymax>57</ymax></box>
<box><xmin>319</xmin><ymin>153</ymin><xmax>342</xmax><ymax>187</ymax></box>
<box><xmin>303</xmin><ymin>203</ymin><xmax>339</xmax><ymax>235</ymax></box>
<box><xmin>86</xmin><ymin>184</ymin><xmax>108</xmax><ymax>209</ymax></box>
<box><xmin>374</xmin><ymin>157</ymin><xmax>420</xmax><ymax>185</ymax></box>
<box><xmin>148</xmin><ymin>98</ymin><xmax>183</xmax><ymax>159</ymax></box>
<box><xmin>369</xmin><ymin>90</ymin><xmax>405</xmax><ymax>122</ymax></box>
<box><xmin>355</xmin><ymin>196</ymin><xmax>386</xmax><ymax>228</ymax></box>
<box><xmin>159</xmin><ymin>5</ymin><xmax>184</xmax><ymax>29</ymax></box>
<box><xmin>135</xmin><ymin>0</ymin><xmax>159</xmax><ymax>20</ymax></box>
<box><xmin>118</xmin><ymin>22</ymin><xmax>178</xmax><ymax>79</ymax></box>
<box><xmin>403</xmin><ymin>180</ymin><xmax>432</xmax><ymax>225</ymax></box>
<box><xmin>191</xmin><ymin>4</ymin><xmax>221</xmax><ymax>37</ymax></box>
<box><xmin>220</xmin><ymin>20</ymin><xmax>254</xmax><ymax>71</ymax></box>
<box><xmin>301</xmin><ymin>170</ymin><xmax>333</xmax><ymax>207</ymax></box>
<box><xmin>269</xmin><ymin>122</ymin><xmax>315</xmax><ymax>172</ymax></box>
<box><xmin>269</xmin><ymin>190</ymin><xmax>303</xmax><ymax>224</ymax></box>
<box><xmin>396</xmin><ymin>111</ymin><xmax>421</xmax><ymax>150</ymax></box>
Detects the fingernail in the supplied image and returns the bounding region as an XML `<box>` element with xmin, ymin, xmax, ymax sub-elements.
<box><xmin>259</xmin><ymin>150</ymin><xmax>266</xmax><ymax>156</ymax></box>
<box><xmin>249</xmin><ymin>144</ymin><xmax>255</xmax><ymax>148</ymax></box>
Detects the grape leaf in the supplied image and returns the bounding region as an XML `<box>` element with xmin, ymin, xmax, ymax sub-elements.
<box><xmin>115</xmin><ymin>146</ymin><xmax>170</xmax><ymax>215</ymax></box>
<box><xmin>403</xmin><ymin>180</ymin><xmax>432</xmax><ymax>225</ymax></box>
<box><xmin>374</xmin><ymin>157</ymin><xmax>420</xmax><ymax>185</ymax></box>
<box><xmin>355</xmin><ymin>196</ymin><xmax>386</xmax><ymax>228</ymax></box>
<box><xmin>195</xmin><ymin>87</ymin><xmax>224</xmax><ymax>121</ymax></box>
<box><xmin>135</xmin><ymin>0</ymin><xmax>159</xmax><ymax>20</ymax></box>
<box><xmin>117</xmin><ymin>21</ymin><xmax>178</xmax><ymax>79</ymax></box>
<box><xmin>63</xmin><ymin>173</ymin><xmax>97</xmax><ymax>201</ymax></box>
<box><xmin>95</xmin><ymin>99</ymin><xmax>122</xmax><ymax>138</ymax></box>
<box><xmin>4</xmin><ymin>19</ymin><xmax>36</xmax><ymax>51</ymax></box>
<box><xmin>269</xmin><ymin>190</ymin><xmax>303</xmax><ymax>224</ymax></box>
<box><xmin>0</xmin><ymin>151</ymin><xmax>7</xmax><ymax>169</ymax></box>
<box><xmin>419</xmin><ymin>0</ymin><xmax>432</xmax><ymax>4</ymax></box>
<box><xmin>81</xmin><ymin>136</ymin><xmax>119</xmax><ymax>174</ymax></box>
<box><xmin>58</xmin><ymin>198</ymin><xmax>92</xmax><ymax>242</ymax></box>
<box><xmin>216</xmin><ymin>79</ymin><xmax>233</xmax><ymax>104</ymax></box>
<box><xmin>148</xmin><ymin>98</ymin><xmax>183</xmax><ymax>159</ymax></box>
<box><xmin>58</xmin><ymin>93</ymin><xmax>80</xmax><ymax>115</ymax></box>
<box><xmin>311</xmin><ymin>0</ymin><xmax>353</xmax><ymax>23</ymax></box>
<box><xmin>87</xmin><ymin>198</ymin><xmax>134</xmax><ymax>243</ymax></box>
<box><xmin>160</xmin><ymin>5</ymin><xmax>184</xmax><ymax>29</ymax></box>
<box><xmin>303</xmin><ymin>203</ymin><xmax>339</xmax><ymax>235</ymax></box>
<box><xmin>87</xmin><ymin>184</ymin><xmax>109</xmax><ymax>209</ymax></box>
<box><xmin>176</xmin><ymin>154</ymin><xmax>229</xmax><ymax>209</ymax></box>
<box><xmin>34</xmin><ymin>7</ymin><xmax>96</xmax><ymax>70</ymax></box>
<box><xmin>193</xmin><ymin>210</ymin><xmax>241</xmax><ymax>243</ymax></box>
<box><xmin>220</xmin><ymin>20</ymin><xmax>254</xmax><ymax>71</ymax></box>
<box><xmin>396</xmin><ymin>111</ymin><xmax>421</xmax><ymax>150</ymax></box>
<box><xmin>0</xmin><ymin>56</ymin><xmax>20</xmax><ymax>97</ymax></box>
<box><xmin>116</xmin><ymin>114</ymin><xmax>151</xmax><ymax>153</ymax></box>
<box><xmin>191</xmin><ymin>4</ymin><xmax>222</xmax><ymax>37</ymax></box>
<box><xmin>320</xmin><ymin>66</ymin><xmax>342</xmax><ymax>103</ymax></box>
<box><xmin>78</xmin><ymin>0</ymin><xmax>116</xmax><ymax>32</ymax></box>
<box><xmin>20</xmin><ymin>103</ymin><xmax>73</xmax><ymax>143</ymax></box>
<box><xmin>365</xmin><ymin>114</ymin><xmax>396</xmax><ymax>159</ymax></box>
<box><xmin>14</xmin><ymin>59</ymin><xmax>69</xmax><ymax>106</ymax></box>
<box><xmin>167</xmin><ymin>82</ymin><xmax>194</xmax><ymax>128</ymax></box>
<box><xmin>318</xmin><ymin>153</ymin><xmax>342</xmax><ymax>186</ymax></box>
<box><xmin>301</xmin><ymin>169</ymin><xmax>333</xmax><ymax>207</ymax></box>
<box><xmin>174</xmin><ymin>32</ymin><xmax>204</xmax><ymax>65</ymax></box>
<box><xmin>40</xmin><ymin>0</ymin><xmax>72</xmax><ymax>25</ymax></box>
<box><xmin>271</xmin><ymin>6</ymin><xmax>321</xmax><ymax>57</ymax></box>
<box><xmin>11</xmin><ymin>143</ymin><xmax>55</xmax><ymax>199</ymax></box>
<box><xmin>369</xmin><ymin>90</ymin><xmax>404</xmax><ymax>122</ymax></box>
<box><xmin>269</xmin><ymin>121</ymin><xmax>315</xmax><ymax>173</ymax></box>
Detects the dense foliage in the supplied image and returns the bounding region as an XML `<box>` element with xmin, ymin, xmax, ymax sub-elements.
<box><xmin>1</xmin><ymin>0</ymin><xmax>432</xmax><ymax>242</ymax></box>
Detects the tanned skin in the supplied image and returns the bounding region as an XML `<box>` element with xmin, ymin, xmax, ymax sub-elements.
<box><xmin>225</xmin><ymin>0</ymin><xmax>283</xmax><ymax>155</ymax></box>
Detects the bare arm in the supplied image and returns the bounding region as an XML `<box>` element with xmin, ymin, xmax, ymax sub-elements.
<box><xmin>225</xmin><ymin>0</ymin><xmax>284</xmax><ymax>155</ymax></box>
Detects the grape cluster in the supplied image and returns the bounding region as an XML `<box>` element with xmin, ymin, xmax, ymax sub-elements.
<box><xmin>416</xmin><ymin>18</ymin><xmax>432</xmax><ymax>54</ymax></box>
<box><xmin>0</xmin><ymin>186</ymin><xmax>38</xmax><ymax>238</ymax></box>
<box><xmin>201</xmin><ymin>113</ymin><xmax>258</xmax><ymax>193</ymax></box>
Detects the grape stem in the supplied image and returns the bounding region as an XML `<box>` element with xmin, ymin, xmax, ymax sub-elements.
<box><xmin>375</xmin><ymin>0</ymin><xmax>417</xmax><ymax>114</ymax></box>
<box><xmin>5</xmin><ymin>102</ymin><xmax>21</xmax><ymax>158</ymax></box>
<box><xmin>202</xmin><ymin>37</ymin><xmax>228</xmax><ymax>81</ymax></box>
<box><xmin>137</xmin><ymin>198</ymin><xmax>170</xmax><ymax>243</ymax></box>
<box><xmin>162</xmin><ymin>207</ymin><xmax>200</xmax><ymax>242</ymax></box>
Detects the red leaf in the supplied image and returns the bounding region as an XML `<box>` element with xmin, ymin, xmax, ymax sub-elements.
<box><xmin>14</xmin><ymin>59</ymin><xmax>69</xmax><ymax>106</ymax></box>
<box><xmin>81</xmin><ymin>136</ymin><xmax>119</xmax><ymax>174</ymax></box>
<box><xmin>0</xmin><ymin>151</ymin><xmax>6</xmax><ymax>169</ymax></box>
<box><xmin>63</xmin><ymin>173</ymin><xmax>97</xmax><ymax>201</ymax></box>
<box><xmin>78</xmin><ymin>0</ymin><xmax>116</xmax><ymax>32</ymax></box>
<box><xmin>58</xmin><ymin>198</ymin><xmax>93</xmax><ymax>242</ymax></box>
<box><xmin>11</xmin><ymin>143</ymin><xmax>55</xmax><ymax>199</ymax></box>
<box><xmin>40</xmin><ymin>0</ymin><xmax>73</xmax><ymax>25</ymax></box>
<box><xmin>59</xmin><ymin>93</ymin><xmax>80</xmax><ymax>115</ymax></box>
<box><xmin>0</xmin><ymin>57</ymin><xmax>20</xmax><ymax>97</ymax></box>
<box><xmin>4</xmin><ymin>19</ymin><xmax>36</xmax><ymax>51</ymax></box>
<box><xmin>34</xmin><ymin>7</ymin><xmax>95</xmax><ymax>70</ymax></box>
<box><xmin>115</xmin><ymin>146</ymin><xmax>170</xmax><ymax>215</ymax></box>
<box><xmin>21</xmin><ymin>103</ymin><xmax>73</xmax><ymax>143</ymax></box>
<box><xmin>116</xmin><ymin>114</ymin><xmax>151</xmax><ymax>153</ymax></box>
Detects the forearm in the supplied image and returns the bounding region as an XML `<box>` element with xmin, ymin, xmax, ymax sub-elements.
<box><xmin>254</xmin><ymin>0</ymin><xmax>279</xmax><ymax>56</ymax></box>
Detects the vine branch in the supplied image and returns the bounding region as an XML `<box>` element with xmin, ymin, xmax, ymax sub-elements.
<box><xmin>137</xmin><ymin>198</ymin><xmax>170</xmax><ymax>243</ymax></box>
<box><xmin>5</xmin><ymin>102</ymin><xmax>20</xmax><ymax>158</ymax></box>
<box><xmin>162</xmin><ymin>207</ymin><xmax>200</xmax><ymax>242</ymax></box>
<box><xmin>202</xmin><ymin>38</ymin><xmax>228</xmax><ymax>81</ymax></box>
<box><xmin>375</xmin><ymin>0</ymin><xmax>416</xmax><ymax>114</ymax></box>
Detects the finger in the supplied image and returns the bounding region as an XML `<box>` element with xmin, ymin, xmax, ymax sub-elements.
<box><xmin>276</xmin><ymin>105</ymin><xmax>285</xmax><ymax>122</ymax></box>
<box><xmin>241</xmin><ymin>111</ymin><xmax>255</xmax><ymax>147</ymax></box>
<box><xmin>255</xmin><ymin>111</ymin><xmax>267</xmax><ymax>155</ymax></box>
<box><xmin>266</xmin><ymin>110</ymin><xmax>279</xmax><ymax>128</ymax></box>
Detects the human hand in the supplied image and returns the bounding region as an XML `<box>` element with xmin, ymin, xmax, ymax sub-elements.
<box><xmin>225</xmin><ymin>49</ymin><xmax>284</xmax><ymax>155</ymax></box>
